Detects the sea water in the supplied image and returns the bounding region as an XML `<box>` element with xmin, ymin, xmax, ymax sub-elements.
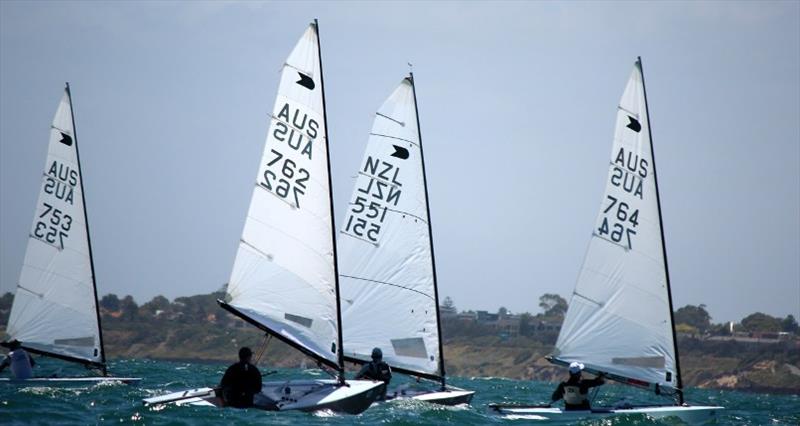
<box><xmin>1</xmin><ymin>358</ymin><xmax>798</xmax><ymax>425</ymax></box>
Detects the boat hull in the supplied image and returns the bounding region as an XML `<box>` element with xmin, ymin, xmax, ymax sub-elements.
<box><xmin>489</xmin><ymin>403</ymin><xmax>723</xmax><ymax>423</ymax></box>
<box><xmin>143</xmin><ymin>379</ymin><xmax>384</xmax><ymax>414</ymax></box>
<box><xmin>0</xmin><ymin>377</ymin><xmax>141</xmax><ymax>386</ymax></box>
<box><xmin>386</xmin><ymin>386</ymin><xmax>474</xmax><ymax>405</ymax></box>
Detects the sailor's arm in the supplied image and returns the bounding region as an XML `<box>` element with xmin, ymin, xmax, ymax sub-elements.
<box><xmin>551</xmin><ymin>382</ymin><xmax>565</xmax><ymax>401</ymax></box>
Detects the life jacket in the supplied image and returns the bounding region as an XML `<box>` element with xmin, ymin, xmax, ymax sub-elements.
<box><xmin>9</xmin><ymin>349</ymin><xmax>33</xmax><ymax>379</ymax></box>
<box><xmin>368</xmin><ymin>361</ymin><xmax>392</xmax><ymax>383</ymax></box>
<box><xmin>563</xmin><ymin>384</ymin><xmax>587</xmax><ymax>406</ymax></box>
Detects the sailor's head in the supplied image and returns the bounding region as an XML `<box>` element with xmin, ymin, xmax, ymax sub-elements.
<box><xmin>568</xmin><ymin>362</ymin><xmax>584</xmax><ymax>377</ymax></box>
<box><xmin>371</xmin><ymin>347</ymin><xmax>383</xmax><ymax>361</ymax></box>
<box><xmin>239</xmin><ymin>346</ymin><xmax>253</xmax><ymax>362</ymax></box>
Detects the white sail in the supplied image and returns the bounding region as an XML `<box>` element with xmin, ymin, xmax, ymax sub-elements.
<box><xmin>553</xmin><ymin>60</ymin><xmax>678</xmax><ymax>390</ymax></box>
<box><xmin>225</xmin><ymin>24</ymin><xmax>340</xmax><ymax>367</ymax></box>
<box><xmin>339</xmin><ymin>78</ymin><xmax>441</xmax><ymax>377</ymax></box>
<box><xmin>6</xmin><ymin>88</ymin><xmax>103</xmax><ymax>365</ymax></box>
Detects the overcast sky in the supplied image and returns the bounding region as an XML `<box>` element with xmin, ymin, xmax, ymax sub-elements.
<box><xmin>1</xmin><ymin>1</ymin><xmax>798</xmax><ymax>323</ymax></box>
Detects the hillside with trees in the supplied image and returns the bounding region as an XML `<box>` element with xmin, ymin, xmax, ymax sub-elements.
<box><xmin>1</xmin><ymin>290</ymin><xmax>798</xmax><ymax>393</ymax></box>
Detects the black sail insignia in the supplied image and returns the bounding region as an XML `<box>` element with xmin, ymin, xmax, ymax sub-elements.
<box><xmin>296</xmin><ymin>72</ymin><xmax>315</xmax><ymax>90</ymax></box>
<box><xmin>59</xmin><ymin>132</ymin><xmax>73</xmax><ymax>146</ymax></box>
<box><xmin>391</xmin><ymin>145</ymin><xmax>409</xmax><ymax>159</ymax></box>
<box><xmin>626</xmin><ymin>116</ymin><xmax>642</xmax><ymax>133</ymax></box>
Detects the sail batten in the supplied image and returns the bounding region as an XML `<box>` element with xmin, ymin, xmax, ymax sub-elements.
<box><xmin>225</xmin><ymin>23</ymin><xmax>341</xmax><ymax>370</ymax></box>
<box><xmin>553</xmin><ymin>60</ymin><xmax>678</xmax><ymax>394</ymax></box>
<box><xmin>340</xmin><ymin>77</ymin><xmax>443</xmax><ymax>380</ymax></box>
<box><xmin>6</xmin><ymin>86</ymin><xmax>104</xmax><ymax>368</ymax></box>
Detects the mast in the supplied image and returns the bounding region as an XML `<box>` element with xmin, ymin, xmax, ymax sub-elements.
<box><xmin>637</xmin><ymin>57</ymin><xmax>683</xmax><ymax>405</ymax></box>
<box><xmin>65</xmin><ymin>82</ymin><xmax>107</xmax><ymax>376</ymax></box>
<box><xmin>408</xmin><ymin>72</ymin><xmax>447</xmax><ymax>391</ymax></box>
<box><xmin>313</xmin><ymin>18</ymin><xmax>346</xmax><ymax>385</ymax></box>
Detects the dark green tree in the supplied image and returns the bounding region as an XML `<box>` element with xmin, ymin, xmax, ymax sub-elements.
<box><xmin>781</xmin><ymin>314</ymin><xmax>798</xmax><ymax>334</ymax></box>
<box><xmin>100</xmin><ymin>294</ymin><xmax>121</xmax><ymax>311</ymax></box>
<box><xmin>739</xmin><ymin>312</ymin><xmax>782</xmax><ymax>332</ymax></box>
<box><xmin>120</xmin><ymin>295</ymin><xmax>139</xmax><ymax>320</ymax></box>
<box><xmin>539</xmin><ymin>293</ymin><xmax>567</xmax><ymax>317</ymax></box>
<box><xmin>674</xmin><ymin>304</ymin><xmax>712</xmax><ymax>333</ymax></box>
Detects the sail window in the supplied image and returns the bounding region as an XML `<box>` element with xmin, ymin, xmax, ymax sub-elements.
<box><xmin>284</xmin><ymin>313</ymin><xmax>313</xmax><ymax>328</ymax></box>
<box><xmin>611</xmin><ymin>356</ymin><xmax>665</xmax><ymax>368</ymax></box>
<box><xmin>391</xmin><ymin>338</ymin><xmax>428</xmax><ymax>359</ymax></box>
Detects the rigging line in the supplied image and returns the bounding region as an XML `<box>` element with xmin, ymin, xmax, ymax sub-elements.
<box><xmin>356</xmin><ymin>171</ymin><xmax>401</xmax><ymax>188</ymax></box>
<box><xmin>339</xmin><ymin>231</ymin><xmax>378</xmax><ymax>247</ymax></box>
<box><xmin>591</xmin><ymin>232</ymin><xmax>631</xmax><ymax>252</ymax></box>
<box><xmin>369</xmin><ymin>133</ymin><xmax>418</xmax><ymax>147</ymax></box>
<box><xmin>39</xmin><ymin>170</ymin><xmax>79</xmax><ymax>188</ymax></box>
<box><xmin>385</xmin><ymin>207</ymin><xmax>428</xmax><ymax>224</ymax></box>
<box><xmin>340</xmin><ymin>274</ymin><xmax>433</xmax><ymax>301</ymax></box>
<box><xmin>255</xmin><ymin>334</ymin><xmax>272</xmax><ymax>366</ymax></box>
<box><xmin>267</xmin><ymin>114</ymin><xmax>326</xmax><ymax>143</ymax></box>
<box><xmin>617</xmin><ymin>105</ymin><xmax>640</xmax><ymax>118</ymax></box>
<box><xmin>572</xmin><ymin>291</ymin><xmax>603</xmax><ymax>307</ymax></box>
<box><xmin>376</xmin><ymin>112</ymin><xmax>405</xmax><ymax>126</ymax></box>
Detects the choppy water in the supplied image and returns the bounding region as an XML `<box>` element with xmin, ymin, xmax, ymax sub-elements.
<box><xmin>1</xmin><ymin>358</ymin><xmax>798</xmax><ymax>425</ymax></box>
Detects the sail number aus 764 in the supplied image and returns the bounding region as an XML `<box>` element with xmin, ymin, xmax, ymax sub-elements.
<box><xmin>32</xmin><ymin>202</ymin><xmax>72</xmax><ymax>249</ymax></box>
<box><xmin>597</xmin><ymin>195</ymin><xmax>639</xmax><ymax>249</ymax></box>
<box><xmin>260</xmin><ymin>149</ymin><xmax>309</xmax><ymax>208</ymax></box>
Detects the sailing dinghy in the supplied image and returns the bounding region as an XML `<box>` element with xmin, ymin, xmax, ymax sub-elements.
<box><xmin>1</xmin><ymin>85</ymin><xmax>140</xmax><ymax>386</ymax></box>
<box><xmin>489</xmin><ymin>58</ymin><xmax>722</xmax><ymax>423</ymax></box>
<box><xmin>142</xmin><ymin>21</ymin><xmax>383</xmax><ymax>414</ymax></box>
<box><xmin>338</xmin><ymin>74</ymin><xmax>473</xmax><ymax>406</ymax></box>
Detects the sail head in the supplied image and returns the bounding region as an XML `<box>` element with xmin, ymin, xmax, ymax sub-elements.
<box><xmin>6</xmin><ymin>88</ymin><xmax>103</xmax><ymax>366</ymax></box>
<box><xmin>340</xmin><ymin>78</ymin><xmax>442</xmax><ymax>378</ymax></box>
<box><xmin>225</xmin><ymin>24</ymin><xmax>340</xmax><ymax>368</ymax></box>
<box><xmin>553</xmin><ymin>61</ymin><xmax>678</xmax><ymax>391</ymax></box>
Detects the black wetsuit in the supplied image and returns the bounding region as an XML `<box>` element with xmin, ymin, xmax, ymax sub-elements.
<box><xmin>355</xmin><ymin>360</ymin><xmax>392</xmax><ymax>399</ymax></box>
<box><xmin>219</xmin><ymin>361</ymin><xmax>262</xmax><ymax>408</ymax></box>
<box><xmin>551</xmin><ymin>375</ymin><xmax>605</xmax><ymax>410</ymax></box>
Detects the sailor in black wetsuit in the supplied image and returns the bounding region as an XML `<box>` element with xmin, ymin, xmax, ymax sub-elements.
<box><xmin>219</xmin><ymin>347</ymin><xmax>262</xmax><ymax>408</ymax></box>
<box><xmin>355</xmin><ymin>347</ymin><xmax>392</xmax><ymax>400</ymax></box>
<box><xmin>551</xmin><ymin>362</ymin><xmax>605</xmax><ymax>411</ymax></box>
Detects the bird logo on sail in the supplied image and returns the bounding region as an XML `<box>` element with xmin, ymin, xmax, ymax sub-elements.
<box><xmin>296</xmin><ymin>72</ymin><xmax>315</xmax><ymax>90</ymax></box>
<box><xmin>626</xmin><ymin>116</ymin><xmax>642</xmax><ymax>133</ymax></box>
<box><xmin>391</xmin><ymin>145</ymin><xmax>409</xmax><ymax>160</ymax></box>
<box><xmin>59</xmin><ymin>132</ymin><xmax>73</xmax><ymax>146</ymax></box>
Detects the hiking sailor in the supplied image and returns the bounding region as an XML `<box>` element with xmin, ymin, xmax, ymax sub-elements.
<box><xmin>0</xmin><ymin>340</ymin><xmax>36</xmax><ymax>379</ymax></box>
<box><xmin>355</xmin><ymin>347</ymin><xmax>392</xmax><ymax>400</ymax></box>
<box><xmin>551</xmin><ymin>362</ymin><xmax>605</xmax><ymax>410</ymax></box>
<box><xmin>218</xmin><ymin>347</ymin><xmax>263</xmax><ymax>408</ymax></box>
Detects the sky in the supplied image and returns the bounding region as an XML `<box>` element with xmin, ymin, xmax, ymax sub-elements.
<box><xmin>0</xmin><ymin>1</ymin><xmax>798</xmax><ymax>324</ymax></box>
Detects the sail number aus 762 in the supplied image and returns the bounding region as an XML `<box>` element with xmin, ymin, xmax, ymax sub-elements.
<box><xmin>260</xmin><ymin>149</ymin><xmax>309</xmax><ymax>208</ymax></box>
<box><xmin>32</xmin><ymin>202</ymin><xmax>72</xmax><ymax>249</ymax></box>
<box><xmin>597</xmin><ymin>195</ymin><xmax>639</xmax><ymax>249</ymax></box>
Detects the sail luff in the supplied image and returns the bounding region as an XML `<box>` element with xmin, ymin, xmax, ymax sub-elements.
<box><xmin>312</xmin><ymin>18</ymin><xmax>345</xmax><ymax>382</ymax></box>
<box><xmin>408</xmin><ymin>73</ymin><xmax>447</xmax><ymax>389</ymax></box>
<box><xmin>637</xmin><ymin>57</ymin><xmax>683</xmax><ymax>405</ymax></box>
<box><xmin>65</xmin><ymin>83</ymin><xmax>107</xmax><ymax>376</ymax></box>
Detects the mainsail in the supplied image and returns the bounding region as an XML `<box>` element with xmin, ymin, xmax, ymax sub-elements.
<box><xmin>222</xmin><ymin>22</ymin><xmax>343</xmax><ymax>371</ymax></box>
<box><xmin>552</xmin><ymin>58</ymin><xmax>680</xmax><ymax>397</ymax></box>
<box><xmin>340</xmin><ymin>75</ymin><xmax>445</xmax><ymax>382</ymax></box>
<box><xmin>6</xmin><ymin>85</ymin><xmax>105</xmax><ymax>369</ymax></box>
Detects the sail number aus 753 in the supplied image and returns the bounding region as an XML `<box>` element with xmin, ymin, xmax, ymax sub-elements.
<box><xmin>32</xmin><ymin>202</ymin><xmax>72</xmax><ymax>249</ymax></box>
<box><xmin>597</xmin><ymin>195</ymin><xmax>639</xmax><ymax>249</ymax></box>
<box><xmin>260</xmin><ymin>149</ymin><xmax>309</xmax><ymax>208</ymax></box>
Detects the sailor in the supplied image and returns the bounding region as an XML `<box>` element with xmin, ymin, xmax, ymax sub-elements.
<box><xmin>355</xmin><ymin>347</ymin><xmax>392</xmax><ymax>400</ymax></box>
<box><xmin>0</xmin><ymin>340</ymin><xmax>36</xmax><ymax>379</ymax></box>
<box><xmin>551</xmin><ymin>362</ymin><xmax>605</xmax><ymax>410</ymax></box>
<box><xmin>219</xmin><ymin>347</ymin><xmax>262</xmax><ymax>408</ymax></box>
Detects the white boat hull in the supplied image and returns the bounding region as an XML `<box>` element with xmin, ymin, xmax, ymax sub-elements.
<box><xmin>489</xmin><ymin>403</ymin><xmax>723</xmax><ymax>423</ymax></box>
<box><xmin>143</xmin><ymin>379</ymin><xmax>384</xmax><ymax>414</ymax></box>
<box><xmin>0</xmin><ymin>376</ymin><xmax>141</xmax><ymax>386</ymax></box>
<box><xmin>385</xmin><ymin>386</ymin><xmax>474</xmax><ymax>405</ymax></box>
